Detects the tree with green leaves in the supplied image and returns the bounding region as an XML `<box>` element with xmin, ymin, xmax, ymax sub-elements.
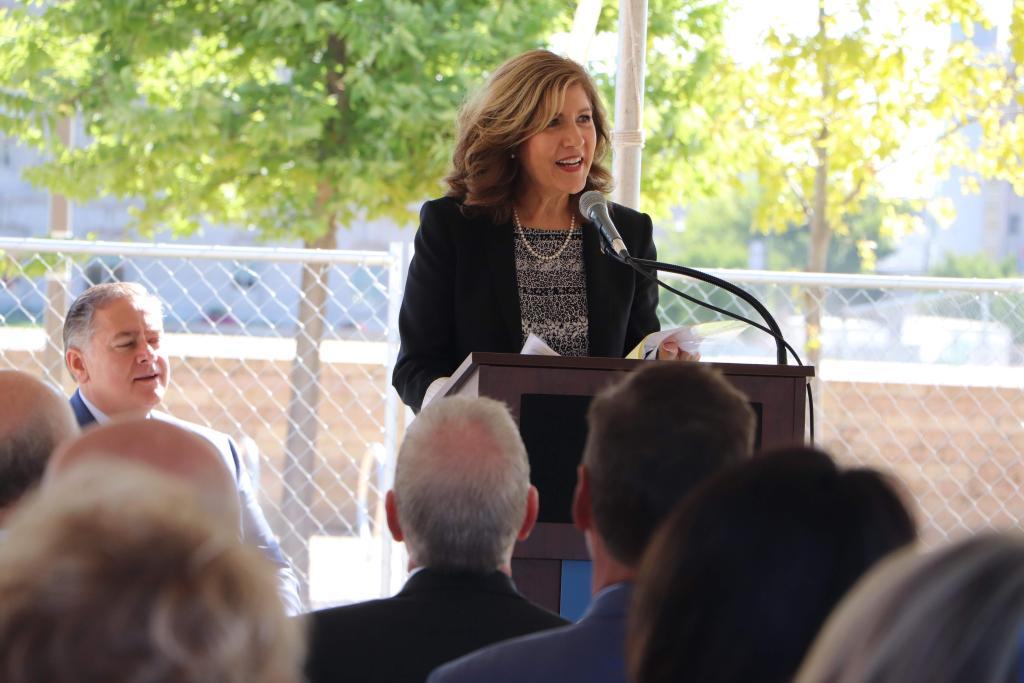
<box><xmin>0</xmin><ymin>0</ymin><xmax>573</xmax><ymax>595</ymax></box>
<box><xmin>590</xmin><ymin>0</ymin><xmax>731</xmax><ymax>212</ymax></box>
<box><xmin>651</xmin><ymin>0</ymin><xmax>1024</xmax><ymax>366</ymax></box>
<box><xmin>656</xmin><ymin>183</ymin><xmax>897</xmax><ymax>273</ymax></box>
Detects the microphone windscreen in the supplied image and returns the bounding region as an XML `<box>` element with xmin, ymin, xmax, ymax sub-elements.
<box><xmin>579</xmin><ymin>190</ymin><xmax>606</xmax><ymax>219</ymax></box>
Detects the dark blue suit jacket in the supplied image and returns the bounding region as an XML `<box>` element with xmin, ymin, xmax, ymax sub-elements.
<box><xmin>427</xmin><ymin>581</ymin><xmax>633</xmax><ymax>683</ymax></box>
<box><xmin>392</xmin><ymin>197</ymin><xmax>660</xmax><ymax>411</ymax></box>
<box><xmin>69</xmin><ymin>389</ymin><xmax>301</xmax><ymax>613</ymax></box>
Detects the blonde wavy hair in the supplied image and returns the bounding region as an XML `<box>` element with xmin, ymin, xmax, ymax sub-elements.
<box><xmin>795</xmin><ymin>532</ymin><xmax>1024</xmax><ymax>683</ymax></box>
<box><xmin>446</xmin><ymin>49</ymin><xmax>613</xmax><ymax>224</ymax></box>
<box><xmin>0</xmin><ymin>462</ymin><xmax>305</xmax><ymax>683</ymax></box>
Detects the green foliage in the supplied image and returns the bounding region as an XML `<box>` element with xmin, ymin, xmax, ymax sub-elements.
<box><xmin>0</xmin><ymin>252</ymin><xmax>70</xmax><ymax>280</ymax></box>
<box><xmin>587</xmin><ymin>0</ymin><xmax>731</xmax><ymax>220</ymax></box>
<box><xmin>648</xmin><ymin>0</ymin><xmax>1024</xmax><ymax>275</ymax></box>
<box><xmin>927</xmin><ymin>252</ymin><xmax>1024</xmax><ymax>345</ymax></box>
<box><xmin>656</xmin><ymin>185</ymin><xmax>897</xmax><ymax>273</ymax></box>
<box><xmin>0</xmin><ymin>1</ymin><xmax>571</xmax><ymax>241</ymax></box>
<box><xmin>929</xmin><ymin>252</ymin><xmax>1018</xmax><ymax>278</ymax></box>
<box><xmin>656</xmin><ymin>185</ymin><xmax>757</xmax><ymax>270</ymax></box>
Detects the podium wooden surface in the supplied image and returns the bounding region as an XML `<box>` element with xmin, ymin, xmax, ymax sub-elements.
<box><xmin>441</xmin><ymin>352</ymin><xmax>814</xmax><ymax>613</ymax></box>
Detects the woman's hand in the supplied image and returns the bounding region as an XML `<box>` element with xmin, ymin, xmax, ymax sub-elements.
<box><xmin>657</xmin><ymin>339</ymin><xmax>701</xmax><ymax>362</ymax></box>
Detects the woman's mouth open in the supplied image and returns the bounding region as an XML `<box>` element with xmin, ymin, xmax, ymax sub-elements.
<box><xmin>556</xmin><ymin>156</ymin><xmax>583</xmax><ymax>171</ymax></box>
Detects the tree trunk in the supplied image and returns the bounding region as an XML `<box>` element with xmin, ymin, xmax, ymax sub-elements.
<box><xmin>280</xmin><ymin>206</ymin><xmax>336</xmax><ymax>603</ymax></box>
<box><xmin>805</xmin><ymin>157</ymin><xmax>831</xmax><ymax>371</ymax></box>
<box><xmin>43</xmin><ymin>117</ymin><xmax>73</xmax><ymax>391</ymax></box>
<box><xmin>277</xmin><ymin>33</ymin><xmax>349</xmax><ymax>601</ymax></box>
<box><xmin>805</xmin><ymin>0</ymin><xmax>831</xmax><ymax>373</ymax></box>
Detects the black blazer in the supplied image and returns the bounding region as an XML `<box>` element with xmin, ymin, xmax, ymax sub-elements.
<box><xmin>304</xmin><ymin>569</ymin><xmax>569</xmax><ymax>683</ymax></box>
<box><xmin>392</xmin><ymin>196</ymin><xmax>660</xmax><ymax>411</ymax></box>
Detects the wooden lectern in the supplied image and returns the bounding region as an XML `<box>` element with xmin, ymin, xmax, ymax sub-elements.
<box><xmin>439</xmin><ymin>352</ymin><xmax>814</xmax><ymax>613</ymax></box>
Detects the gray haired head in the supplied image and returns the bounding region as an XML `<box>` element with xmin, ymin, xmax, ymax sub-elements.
<box><xmin>393</xmin><ymin>396</ymin><xmax>530</xmax><ymax>573</ymax></box>
<box><xmin>62</xmin><ymin>282</ymin><xmax>163</xmax><ymax>357</ymax></box>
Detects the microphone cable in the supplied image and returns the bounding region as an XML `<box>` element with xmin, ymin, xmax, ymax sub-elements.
<box><xmin>618</xmin><ymin>249</ymin><xmax>816</xmax><ymax>444</ymax></box>
<box><xmin>581</xmin><ymin>190</ymin><xmax>815</xmax><ymax>442</ymax></box>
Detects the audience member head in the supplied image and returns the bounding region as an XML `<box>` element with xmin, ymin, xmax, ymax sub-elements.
<box><xmin>579</xmin><ymin>362</ymin><xmax>756</xmax><ymax>571</ymax></box>
<box><xmin>0</xmin><ymin>370</ymin><xmax>78</xmax><ymax>522</ymax></box>
<box><xmin>627</xmin><ymin>446</ymin><xmax>917</xmax><ymax>683</ymax></box>
<box><xmin>388</xmin><ymin>396</ymin><xmax>536</xmax><ymax>573</ymax></box>
<box><xmin>795</xmin><ymin>531</ymin><xmax>1024</xmax><ymax>683</ymax></box>
<box><xmin>446</xmin><ymin>48</ymin><xmax>612</xmax><ymax>223</ymax></box>
<box><xmin>63</xmin><ymin>282</ymin><xmax>169</xmax><ymax>416</ymax></box>
<box><xmin>0</xmin><ymin>462</ymin><xmax>303</xmax><ymax>683</ymax></box>
<box><xmin>46</xmin><ymin>417</ymin><xmax>240</xmax><ymax>532</ymax></box>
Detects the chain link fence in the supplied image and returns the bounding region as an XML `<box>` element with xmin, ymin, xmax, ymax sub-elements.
<box><xmin>0</xmin><ymin>237</ymin><xmax>409</xmax><ymax>610</ymax></box>
<box><xmin>658</xmin><ymin>269</ymin><xmax>1024</xmax><ymax>544</ymax></box>
<box><xmin>1</xmin><ymin>237</ymin><xmax>1022</xmax><ymax>606</ymax></box>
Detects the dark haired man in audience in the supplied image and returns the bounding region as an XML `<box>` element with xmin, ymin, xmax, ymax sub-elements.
<box><xmin>0</xmin><ymin>370</ymin><xmax>79</xmax><ymax>526</ymax></box>
<box><xmin>305</xmin><ymin>395</ymin><xmax>568</xmax><ymax>683</ymax></box>
<box><xmin>429</xmin><ymin>363</ymin><xmax>757</xmax><ymax>683</ymax></box>
<box><xmin>61</xmin><ymin>282</ymin><xmax>300</xmax><ymax>613</ymax></box>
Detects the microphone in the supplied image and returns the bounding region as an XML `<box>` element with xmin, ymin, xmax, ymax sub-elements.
<box><xmin>575</xmin><ymin>191</ymin><xmax>809</xmax><ymax>431</ymax></box>
<box><xmin>579</xmin><ymin>190</ymin><xmax>793</xmax><ymax>365</ymax></box>
<box><xmin>579</xmin><ymin>191</ymin><xmax>629</xmax><ymax>260</ymax></box>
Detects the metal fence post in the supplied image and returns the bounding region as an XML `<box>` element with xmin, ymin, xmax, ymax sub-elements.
<box><xmin>381</xmin><ymin>240</ymin><xmax>410</xmax><ymax>597</ymax></box>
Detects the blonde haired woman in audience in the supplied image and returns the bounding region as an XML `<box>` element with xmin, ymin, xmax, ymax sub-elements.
<box><xmin>0</xmin><ymin>461</ymin><xmax>304</xmax><ymax>683</ymax></box>
<box><xmin>795</xmin><ymin>531</ymin><xmax>1024</xmax><ymax>683</ymax></box>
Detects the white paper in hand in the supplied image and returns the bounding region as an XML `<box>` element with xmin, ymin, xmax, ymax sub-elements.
<box><xmin>640</xmin><ymin>327</ymin><xmax>703</xmax><ymax>358</ymax></box>
<box><xmin>635</xmin><ymin>320</ymin><xmax>747</xmax><ymax>359</ymax></box>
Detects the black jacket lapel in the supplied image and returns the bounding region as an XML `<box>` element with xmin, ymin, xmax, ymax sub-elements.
<box><xmin>583</xmin><ymin>221</ymin><xmax>622</xmax><ymax>357</ymax></box>
<box><xmin>483</xmin><ymin>219</ymin><xmax>523</xmax><ymax>347</ymax></box>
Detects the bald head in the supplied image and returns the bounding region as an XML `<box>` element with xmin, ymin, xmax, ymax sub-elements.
<box><xmin>47</xmin><ymin>418</ymin><xmax>240</xmax><ymax>532</ymax></box>
<box><xmin>0</xmin><ymin>370</ymin><xmax>79</xmax><ymax>519</ymax></box>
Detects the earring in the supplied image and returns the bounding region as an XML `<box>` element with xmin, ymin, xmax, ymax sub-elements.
<box><xmin>510</xmin><ymin>153</ymin><xmax>516</xmax><ymax>159</ymax></box>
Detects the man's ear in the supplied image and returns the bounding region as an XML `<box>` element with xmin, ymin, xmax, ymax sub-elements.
<box><xmin>385</xmin><ymin>490</ymin><xmax>404</xmax><ymax>542</ymax></box>
<box><xmin>572</xmin><ymin>465</ymin><xmax>593</xmax><ymax>533</ymax></box>
<box><xmin>516</xmin><ymin>485</ymin><xmax>540</xmax><ymax>541</ymax></box>
<box><xmin>65</xmin><ymin>347</ymin><xmax>88</xmax><ymax>384</ymax></box>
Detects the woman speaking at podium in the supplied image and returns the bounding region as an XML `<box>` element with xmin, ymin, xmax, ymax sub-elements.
<box><xmin>392</xmin><ymin>49</ymin><xmax>669</xmax><ymax>412</ymax></box>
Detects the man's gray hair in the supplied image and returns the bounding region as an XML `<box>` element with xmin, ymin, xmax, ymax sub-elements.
<box><xmin>62</xmin><ymin>282</ymin><xmax>163</xmax><ymax>354</ymax></box>
<box><xmin>394</xmin><ymin>396</ymin><xmax>529</xmax><ymax>572</ymax></box>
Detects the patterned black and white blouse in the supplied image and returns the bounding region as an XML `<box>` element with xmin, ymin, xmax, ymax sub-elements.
<box><xmin>514</xmin><ymin>227</ymin><xmax>589</xmax><ymax>357</ymax></box>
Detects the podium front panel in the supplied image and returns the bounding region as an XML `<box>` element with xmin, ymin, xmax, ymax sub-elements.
<box><xmin>442</xmin><ymin>353</ymin><xmax>813</xmax><ymax>614</ymax></box>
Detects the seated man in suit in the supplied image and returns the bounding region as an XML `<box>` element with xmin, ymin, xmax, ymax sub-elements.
<box><xmin>61</xmin><ymin>282</ymin><xmax>301</xmax><ymax>613</ymax></box>
<box><xmin>0</xmin><ymin>370</ymin><xmax>79</xmax><ymax>526</ymax></box>
<box><xmin>305</xmin><ymin>395</ymin><xmax>568</xmax><ymax>683</ymax></box>
<box><xmin>428</xmin><ymin>363</ymin><xmax>757</xmax><ymax>683</ymax></box>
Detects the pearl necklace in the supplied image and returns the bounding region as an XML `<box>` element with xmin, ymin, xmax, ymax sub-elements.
<box><xmin>513</xmin><ymin>207</ymin><xmax>577</xmax><ymax>262</ymax></box>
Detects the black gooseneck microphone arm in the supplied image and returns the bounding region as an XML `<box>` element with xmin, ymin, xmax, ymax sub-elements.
<box><xmin>607</xmin><ymin>245</ymin><xmax>815</xmax><ymax>442</ymax></box>
<box><xmin>612</xmin><ymin>246</ymin><xmax>792</xmax><ymax>366</ymax></box>
<box><xmin>581</xmin><ymin>190</ymin><xmax>812</xmax><ymax>439</ymax></box>
<box><xmin>580</xmin><ymin>190</ymin><xmax>792</xmax><ymax>365</ymax></box>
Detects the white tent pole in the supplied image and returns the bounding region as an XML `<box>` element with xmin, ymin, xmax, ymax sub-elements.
<box><xmin>565</xmin><ymin>0</ymin><xmax>603</xmax><ymax>63</ymax></box>
<box><xmin>611</xmin><ymin>0</ymin><xmax>648</xmax><ymax>210</ymax></box>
